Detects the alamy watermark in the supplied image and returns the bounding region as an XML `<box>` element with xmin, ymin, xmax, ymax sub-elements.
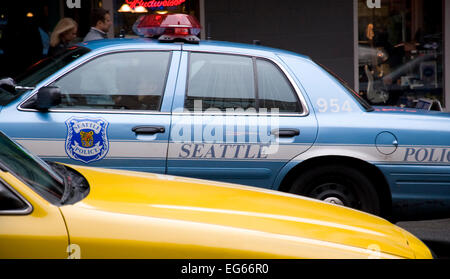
<box><xmin>66</xmin><ymin>0</ymin><xmax>81</xmax><ymax>9</ymax></box>
<box><xmin>366</xmin><ymin>0</ymin><xmax>381</xmax><ymax>9</ymax></box>
<box><xmin>170</xmin><ymin>100</ymin><xmax>282</xmax><ymax>158</ymax></box>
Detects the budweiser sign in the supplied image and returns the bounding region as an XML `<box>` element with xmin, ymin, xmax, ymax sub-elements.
<box><xmin>126</xmin><ymin>0</ymin><xmax>187</xmax><ymax>8</ymax></box>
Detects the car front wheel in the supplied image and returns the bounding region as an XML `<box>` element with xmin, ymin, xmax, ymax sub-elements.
<box><xmin>289</xmin><ymin>165</ymin><xmax>381</xmax><ymax>215</ymax></box>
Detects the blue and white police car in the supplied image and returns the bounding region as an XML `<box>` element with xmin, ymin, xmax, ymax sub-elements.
<box><xmin>1</xmin><ymin>14</ymin><xmax>449</xmax><ymax>220</ymax></box>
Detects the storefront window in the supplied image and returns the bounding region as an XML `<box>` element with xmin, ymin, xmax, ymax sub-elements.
<box><xmin>358</xmin><ymin>0</ymin><xmax>444</xmax><ymax>110</ymax></box>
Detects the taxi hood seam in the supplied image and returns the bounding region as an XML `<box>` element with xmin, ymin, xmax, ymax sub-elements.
<box><xmin>58</xmin><ymin>207</ymin><xmax>72</xmax><ymax>255</ymax></box>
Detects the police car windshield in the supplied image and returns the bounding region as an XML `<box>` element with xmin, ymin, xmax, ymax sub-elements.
<box><xmin>0</xmin><ymin>47</ymin><xmax>90</xmax><ymax>107</ymax></box>
<box><xmin>0</xmin><ymin>132</ymin><xmax>65</xmax><ymax>203</ymax></box>
<box><xmin>15</xmin><ymin>46</ymin><xmax>91</xmax><ymax>87</ymax></box>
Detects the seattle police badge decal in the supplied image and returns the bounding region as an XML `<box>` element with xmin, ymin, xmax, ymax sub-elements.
<box><xmin>65</xmin><ymin>117</ymin><xmax>109</xmax><ymax>164</ymax></box>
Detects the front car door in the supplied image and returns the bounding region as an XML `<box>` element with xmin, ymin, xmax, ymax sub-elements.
<box><xmin>167</xmin><ymin>47</ymin><xmax>318</xmax><ymax>188</ymax></box>
<box><xmin>0</xmin><ymin>177</ymin><xmax>68</xmax><ymax>259</ymax></box>
<box><xmin>0</xmin><ymin>133</ymin><xmax>69</xmax><ymax>259</ymax></box>
<box><xmin>0</xmin><ymin>46</ymin><xmax>180</xmax><ymax>173</ymax></box>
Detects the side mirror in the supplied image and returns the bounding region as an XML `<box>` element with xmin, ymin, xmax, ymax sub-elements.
<box><xmin>36</xmin><ymin>86</ymin><xmax>61</xmax><ymax>111</ymax></box>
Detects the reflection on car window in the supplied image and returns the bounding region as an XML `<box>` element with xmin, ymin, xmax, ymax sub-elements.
<box><xmin>52</xmin><ymin>51</ymin><xmax>171</xmax><ymax>111</ymax></box>
<box><xmin>0</xmin><ymin>47</ymin><xmax>90</xmax><ymax>107</ymax></box>
<box><xmin>185</xmin><ymin>53</ymin><xmax>304</xmax><ymax>113</ymax></box>
<box><xmin>257</xmin><ymin>59</ymin><xmax>302</xmax><ymax>113</ymax></box>
<box><xmin>0</xmin><ymin>182</ymin><xmax>28</xmax><ymax>212</ymax></box>
<box><xmin>186</xmin><ymin>53</ymin><xmax>256</xmax><ymax>111</ymax></box>
<box><xmin>16</xmin><ymin>46</ymin><xmax>91</xmax><ymax>88</ymax></box>
<box><xmin>318</xmin><ymin>62</ymin><xmax>374</xmax><ymax>112</ymax></box>
<box><xmin>0</xmin><ymin>132</ymin><xmax>64</xmax><ymax>202</ymax></box>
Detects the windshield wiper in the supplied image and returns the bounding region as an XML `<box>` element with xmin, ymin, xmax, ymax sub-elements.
<box><xmin>0</xmin><ymin>78</ymin><xmax>18</xmax><ymax>94</ymax></box>
<box><xmin>0</xmin><ymin>78</ymin><xmax>35</xmax><ymax>96</ymax></box>
<box><xmin>1</xmin><ymin>78</ymin><xmax>35</xmax><ymax>92</ymax></box>
<box><xmin>15</xmin><ymin>86</ymin><xmax>35</xmax><ymax>91</ymax></box>
<box><xmin>45</xmin><ymin>161</ymin><xmax>72</xmax><ymax>204</ymax></box>
<box><xmin>45</xmin><ymin>161</ymin><xmax>90</xmax><ymax>205</ymax></box>
<box><xmin>60</xmin><ymin>174</ymin><xmax>73</xmax><ymax>205</ymax></box>
<box><xmin>0</xmin><ymin>161</ymin><xmax>9</xmax><ymax>172</ymax></box>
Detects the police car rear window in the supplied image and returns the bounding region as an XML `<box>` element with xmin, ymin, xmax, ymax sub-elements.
<box><xmin>186</xmin><ymin>53</ymin><xmax>256</xmax><ymax>111</ymax></box>
<box><xmin>185</xmin><ymin>52</ymin><xmax>303</xmax><ymax>113</ymax></box>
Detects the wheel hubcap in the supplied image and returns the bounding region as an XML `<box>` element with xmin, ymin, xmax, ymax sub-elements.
<box><xmin>323</xmin><ymin>197</ymin><xmax>345</xmax><ymax>206</ymax></box>
<box><xmin>309</xmin><ymin>182</ymin><xmax>358</xmax><ymax>208</ymax></box>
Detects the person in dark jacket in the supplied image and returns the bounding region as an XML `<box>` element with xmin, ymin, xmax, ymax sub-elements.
<box><xmin>2</xmin><ymin>13</ymin><xmax>44</xmax><ymax>76</ymax></box>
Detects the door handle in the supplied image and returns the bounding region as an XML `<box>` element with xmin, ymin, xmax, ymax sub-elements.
<box><xmin>132</xmin><ymin>126</ymin><xmax>166</xmax><ymax>135</ymax></box>
<box><xmin>271</xmin><ymin>128</ymin><xmax>300</xmax><ymax>138</ymax></box>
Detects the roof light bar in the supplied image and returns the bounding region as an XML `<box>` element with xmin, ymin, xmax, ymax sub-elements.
<box><xmin>133</xmin><ymin>13</ymin><xmax>201</xmax><ymax>43</ymax></box>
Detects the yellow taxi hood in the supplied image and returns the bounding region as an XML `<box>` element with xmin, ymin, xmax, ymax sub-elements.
<box><xmin>60</xmin><ymin>165</ymin><xmax>431</xmax><ymax>259</ymax></box>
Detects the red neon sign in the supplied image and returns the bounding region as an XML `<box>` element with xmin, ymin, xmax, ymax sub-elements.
<box><xmin>125</xmin><ymin>0</ymin><xmax>186</xmax><ymax>9</ymax></box>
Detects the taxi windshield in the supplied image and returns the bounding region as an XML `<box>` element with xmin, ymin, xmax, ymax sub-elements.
<box><xmin>0</xmin><ymin>46</ymin><xmax>91</xmax><ymax>106</ymax></box>
<box><xmin>0</xmin><ymin>132</ymin><xmax>65</xmax><ymax>203</ymax></box>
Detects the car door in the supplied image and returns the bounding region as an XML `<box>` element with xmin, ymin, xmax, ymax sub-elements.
<box><xmin>0</xmin><ymin>177</ymin><xmax>68</xmax><ymax>259</ymax></box>
<box><xmin>1</xmin><ymin>49</ymin><xmax>180</xmax><ymax>173</ymax></box>
<box><xmin>167</xmin><ymin>50</ymin><xmax>318</xmax><ymax>188</ymax></box>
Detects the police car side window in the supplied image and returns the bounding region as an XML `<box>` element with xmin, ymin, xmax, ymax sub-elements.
<box><xmin>185</xmin><ymin>53</ymin><xmax>256</xmax><ymax>111</ymax></box>
<box><xmin>256</xmin><ymin>59</ymin><xmax>303</xmax><ymax>113</ymax></box>
<box><xmin>52</xmin><ymin>51</ymin><xmax>171</xmax><ymax>111</ymax></box>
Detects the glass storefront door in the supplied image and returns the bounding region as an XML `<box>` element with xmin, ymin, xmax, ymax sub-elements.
<box><xmin>358</xmin><ymin>0</ymin><xmax>444</xmax><ymax>110</ymax></box>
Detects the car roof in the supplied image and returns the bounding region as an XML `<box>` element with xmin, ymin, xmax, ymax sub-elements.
<box><xmin>79</xmin><ymin>37</ymin><xmax>311</xmax><ymax>60</ymax></box>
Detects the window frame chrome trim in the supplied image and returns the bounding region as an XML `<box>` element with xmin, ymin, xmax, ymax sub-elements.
<box><xmin>177</xmin><ymin>50</ymin><xmax>310</xmax><ymax>117</ymax></box>
<box><xmin>17</xmin><ymin>49</ymin><xmax>176</xmax><ymax>115</ymax></box>
<box><xmin>0</xmin><ymin>178</ymin><xmax>33</xmax><ymax>216</ymax></box>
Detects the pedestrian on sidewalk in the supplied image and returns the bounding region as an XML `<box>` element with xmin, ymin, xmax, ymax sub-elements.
<box><xmin>83</xmin><ymin>8</ymin><xmax>112</xmax><ymax>42</ymax></box>
<box><xmin>48</xmin><ymin>18</ymin><xmax>78</xmax><ymax>57</ymax></box>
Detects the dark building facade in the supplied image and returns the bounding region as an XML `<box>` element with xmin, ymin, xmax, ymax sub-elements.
<box><xmin>203</xmin><ymin>0</ymin><xmax>356</xmax><ymax>92</ymax></box>
<box><xmin>203</xmin><ymin>0</ymin><xmax>449</xmax><ymax>111</ymax></box>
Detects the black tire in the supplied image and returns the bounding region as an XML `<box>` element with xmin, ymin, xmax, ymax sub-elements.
<box><xmin>289</xmin><ymin>165</ymin><xmax>381</xmax><ymax>215</ymax></box>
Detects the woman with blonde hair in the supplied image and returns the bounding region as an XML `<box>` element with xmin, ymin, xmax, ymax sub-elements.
<box><xmin>48</xmin><ymin>18</ymin><xmax>78</xmax><ymax>56</ymax></box>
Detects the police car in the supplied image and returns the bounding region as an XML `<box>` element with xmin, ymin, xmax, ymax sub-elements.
<box><xmin>0</xmin><ymin>14</ymin><xmax>449</xmax><ymax>220</ymax></box>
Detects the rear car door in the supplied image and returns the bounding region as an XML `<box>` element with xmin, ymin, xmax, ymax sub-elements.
<box><xmin>167</xmin><ymin>49</ymin><xmax>318</xmax><ymax>188</ymax></box>
<box><xmin>0</xmin><ymin>48</ymin><xmax>180</xmax><ymax>173</ymax></box>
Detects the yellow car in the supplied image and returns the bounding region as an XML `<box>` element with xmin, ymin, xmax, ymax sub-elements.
<box><xmin>0</xmin><ymin>132</ymin><xmax>432</xmax><ymax>259</ymax></box>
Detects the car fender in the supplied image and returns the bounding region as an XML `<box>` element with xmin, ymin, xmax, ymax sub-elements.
<box><xmin>271</xmin><ymin>144</ymin><xmax>385</xmax><ymax>190</ymax></box>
